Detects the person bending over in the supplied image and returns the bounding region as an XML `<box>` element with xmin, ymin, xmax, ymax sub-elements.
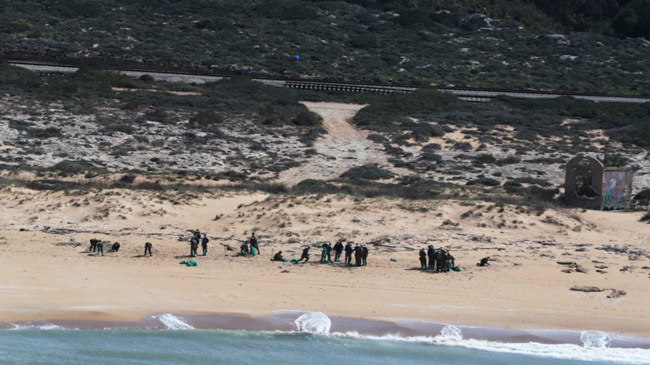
<box><xmin>110</xmin><ymin>242</ymin><xmax>120</xmax><ymax>252</ymax></box>
<box><xmin>144</xmin><ymin>242</ymin><xmax>152</xmax><ymax>256</ymax></box>
<box><xmin>273</xmin><ymin>251</ymin><xmax>284</xmax><ymax>261</ymax></box>
<box><xmin>89</xmin><ymin>238</ymin><xmax>98</xmax><ymax>252</ymax></box>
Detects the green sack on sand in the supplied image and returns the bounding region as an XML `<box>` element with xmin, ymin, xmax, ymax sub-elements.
<box><xmin>390</xmin><ymin>258</ymin><xmax>397</xmax><ymax>262</ymax></box>
<box><xmin>251</xmin><ymin>247</ymin><xmax>258</xmax><ymax>257</ymax></box>
<box><xmin>452</xmin><ymin>266</ymin><xmax>461</xmax><ymax>272</ymax></box>
<box><xmin>179</xmin><ymin>260</ymin><xmax>198</xmax><ymax>267</ymax></box>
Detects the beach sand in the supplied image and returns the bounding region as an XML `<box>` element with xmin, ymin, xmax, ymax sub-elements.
<box><xmin>1</xmin><ymin>101</ymin><xmax>649</xmax><ymax>340</ymax></box>
<box><xmin>0</xmin><ymin>186</ymin><xmax>648</xmax><ymax>338</ymax></box>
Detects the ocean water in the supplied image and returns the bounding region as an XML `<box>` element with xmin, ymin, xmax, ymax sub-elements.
<box><xmin>1</xmin><ymin>313</ymin><xmax>649</xmax><ymax>365</ymax></box>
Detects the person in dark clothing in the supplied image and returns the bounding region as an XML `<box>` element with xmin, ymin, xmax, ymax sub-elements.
<box><xmin>240</xmin><ymin>242</ymin><xmax>249</xmax><ymax>254</ymax></box>
<box><xmin>477</xmin><ymin>257</ymin><xmax>490</xmax><ymax>267</ymax></box>
<box><xmin>96</xmin><ymin>241</ymin><xmax>104</xmax><ymax>256</ymax></box>
<box><xmin>144</xmin><ymin>242</ymin><xmax>152</xmax><ymax>256</ymax></box>
<box><xmin>110</xmin><ymin>242</ymin><xmax>120</xmax><ymax>252</ymax></box>
<box><xmin>90</xmin><ymin>238</ymin><xmax>98</xmax><ymax>252</ymax></box>
<box><xmin>427</xmin><ymin>245</ymin><xmax>435</xmax><ymax>270</ymax></box>
<box><xmin>419</xmin><ymin>248</ymin><xmax>427</xmax><ymax>269</ymax></box>
<box><xmin>333</xmin><ymin>239</ymin><xmax>344</xmax><ymax>262</ymax></box>
<box><xmin>344</xmin><ymin>242</ymin><xmax>353</xmax><ymax>265</ymax></box>
<box><xmin>249</xmin><ymin>233</ymin><xmax>259</xmax><ymax>254</ymax></box>
<box><xmin>320</xmin><ymin>243</ymin><xmax>330</xmax><ymax>263</ymax></box>
<box><xmin>354</xmin><ymin>244</ymin><xmax>362</xmax><ymax>267</ymax></box>
<box><xmin>201</xmin><ymin>234</ymin><xmax>209</xmax><ymax>256</ymax></box>
<box><xmin>297</xmin><ymin>247</ymin><xmax>310</xmax><ymax>263</ymax></box>
<box><xmin>361</xmin><ymin>245</ymin><xmax>368</xmax><ymax>266</ymax></box>
<box><xmin>190</xmin><ymin>237</ymin><xmax>198</xmax><ymax>257</ymax></box>
<box><xmin>326</xmin><ymin>243</ymin><xmax>333</xmax><ymax>263</ymax></box>
<box><xmin>273</xmin><ymin>251</ymin><xmax>284</xmax><ymax>261</ymax></box>
<box><xmin>435</xmin><ymin>249</ymin><xmax>443</xmax><ymax>272</ymax></box>
<box><xmin>439</xmin><ymin>250</ymin><xmax>449</xmax><ymax>272</ymax></box>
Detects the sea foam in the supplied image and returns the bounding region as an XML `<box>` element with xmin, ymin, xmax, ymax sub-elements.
<box><xmin>581</xmin><ymin>330</ymin><xmax>612</xmax><ymax>348</ymax></box>
<box><xmin>10</xmin><ymin>323</ymin><xmax>63</xmax><ymax>331</ymax></box>
<box><xmin>154</xmin><ymin>314</ymin><xmax>194</xmax><ymax>330</ymax></box>
<box><xmin>294</xmin><ymin>312</ymin><xmax>331</xmax><ymax>335</ymax></box>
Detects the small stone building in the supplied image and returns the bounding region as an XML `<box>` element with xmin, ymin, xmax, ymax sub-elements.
<box><xmin>564</xmin><ymin>154</ymin><xmax>633</xmax><ymax>210</ymax></box>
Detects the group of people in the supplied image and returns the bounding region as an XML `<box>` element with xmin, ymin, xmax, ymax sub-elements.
<box><xmin>88</xmin><ymin>232</ymin><xmax>468</xmax><ymax>272</ymax></box>
<box><xmin>419</xmin><ymin>245</ymin><xmax>456</xmax><ymax>272</ymax></box>
<box><xmin>272</xmin><ymin>239</ymin><xmax>369</xmax><ymax>267</ymax></box>
<box><xmin>239</xmin><ymin>232</ymin><xmax>260</xmax><ymax>256</ymax></box>
<box><xmin>189</xmin><ymin>229</ymin><xmax>210</xmax><ymax>257</ymax></box>
<box><xmin>88</xmin><ymin>238</ymin><xmax>121</xmax><ymax>256</ymax></box>
<box><xmin>89</xmin><ymin>238</ymin><xmax>152</xmax><ymax>257</ymax></box>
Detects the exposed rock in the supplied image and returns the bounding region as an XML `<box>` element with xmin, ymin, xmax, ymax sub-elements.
<box><xmin>570</xmin><ymin>286</ymin><xmax>602</xmax><ymax>293</ymax></box>
<box><xmin>607</xmin><ymin>289</ymin><xmax>626</xmax><ymax>299</ymax></box>
<box><xmin>352</xmin><ymin>217</ymin><xmax>370</xmax><ymax>225</ymax></box>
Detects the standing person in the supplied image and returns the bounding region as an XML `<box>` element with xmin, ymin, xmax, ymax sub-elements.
<box><xmin>298</xmin><ymin>246</ymin><xmax>310</xmax><ymax>263</ymax></box>
<box><xmin>97</xmin><ymin>241</ymin><xmax>104</xmax><ymax>256</ymax></box>
<box><xmin>249</xmin><ymin>233</ymin><xmax>259</xmax><ymax>254</ymax></box>
<box><xmin>419</xmin><ymin>248</ymin><xmax>427</xmax><ymax>269</ymax></box>
<box><xmin>320</xmin><ymin>243</ymin><xmax>329</xmax><ymax>263</ymax></box>
<box><xmin>193</xmin><ymin>229</ymin><xmax>201</xmax><ymax>244</ymax></box>
<box><xmin>144</xmin><ymin>242</ymin><xmax>152</xmax><ymax>256</ymax></box>
<box><xmin>201</xmin><ymin>234</ymin><xmax>209</xmax><ymax>256</ymax></box>
<box><xmin>361</xmin><ymin>245</ymin><xmax>368</xmax><ymax>266</ymax></box>
<box><xmin>333</xmin><ymin>239</ymin><xmax>344</xmax><ymax>263</ymax></box>
<box><xmin>89</xmin><ymin>238</ymin><xmax>98</xmax><ymax>252</ymax></box>
<box><xmin>354</xmin><ymin>244</ymin><xmax>362</xmax><ymax>267</ymax></box>
<box><xmin>427</xmin><ymin>245</ymin><xmax>435</xmax><ymax>270</ymax></box>
<box><xmin>326</xmin><ymin>242</ymin><xmax>333</xmax><ymax>263</ymax></box>
<box><xmin>442</xmin><ymin>250</ymin><xmax>452</xmax><ymax>272</ymax></box>
<box><xmin>435</xmin><ymin>249</ymin><xmax>444</xmax><ymax>273</ymax></box>
<box><xmin>344</xmin><ymin>242</ymin><xmax>353</xmax><ymax>265</ymax></box>
<box><xmin>190</xmin><ymin>237</ymin><xmax>198</xmax><ymax>257</ymax></box>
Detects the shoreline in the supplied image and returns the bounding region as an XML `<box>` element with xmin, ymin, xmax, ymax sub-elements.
<box><xmin>3</xmin><ymin>311</ymin><xmax>650</xmax><ymax>349</ymax></box>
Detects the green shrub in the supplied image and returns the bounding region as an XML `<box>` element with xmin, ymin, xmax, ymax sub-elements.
<box><xmin>340</xmin><ymin>164</ymin><xmax>394</xmax><ymax>181</ymax></box>
<box><xmin>466</xmin><ymin>177</ymin><xmax>501</xmax><ymax>186</ymax></box>
<box><xmin>189</xmin><ymin>110</ymin><xmax>224</xmax><ymax>127</ymax></box>
<box><xmin>476</xmin><ymin>154</ymin><xmax>497</xmax><ymax>164</ymax></box>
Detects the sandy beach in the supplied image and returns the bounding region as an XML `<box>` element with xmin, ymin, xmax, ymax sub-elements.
<box><xmin>1</xmin><ymin>101</ymin><xmax>649</xmax><ymax>342</ymax></box>
<box><xmin>0</xmin><ymin>185</ymin><xmax>648</xmax><ymax>338</ymax></box>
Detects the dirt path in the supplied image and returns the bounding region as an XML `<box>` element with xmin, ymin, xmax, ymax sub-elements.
<box><xmin>278</xmin><ymin>102</ymin><xmax>395</xmax><ymax>185</ymax></box>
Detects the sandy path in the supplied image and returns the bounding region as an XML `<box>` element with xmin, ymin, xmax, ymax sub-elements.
<box><xmin>278</xmin><ymin>102</ymin><xmax>397</xmax><ymax>185</ymax></box>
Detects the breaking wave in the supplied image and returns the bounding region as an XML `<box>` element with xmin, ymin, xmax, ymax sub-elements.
<box><xmin>328</xmin><ymin>328</ymin><xmax>649</xmax><ymax>364</ymax></box>
<box><xmin>154</xmin><ymin>314</ymin><xmax>194</xmax><ymax>330</ymax></box>
<box><xmin>294</xmin><ymin>312</ymin><xmax>331</xmax><ymax>335</ymax></box>
<box><xmin>435</xmin><ymin>325</ymin><xmax>463</xmax><ymax>342</ymax></box>
<box><xmin>10</xmin><ymin>323</ymin><xmax>63</xmax><ymax>330</ymax></box>
<box><xmin>581</xmin><ymin>330</ymin><xmax>612</xmax><ymax>348</ymax></box>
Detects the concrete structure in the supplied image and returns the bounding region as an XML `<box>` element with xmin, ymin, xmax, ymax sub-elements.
<box><xmin>564</xmin><ymin>155</ymin><xmax>633</xmax><ymax>210</ymax></box>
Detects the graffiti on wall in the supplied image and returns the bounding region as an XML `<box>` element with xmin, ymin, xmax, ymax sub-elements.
<box><xmin>602</xmin><ymin>170</ymin><xmax>632</xmax><ymax>209</ymax></box>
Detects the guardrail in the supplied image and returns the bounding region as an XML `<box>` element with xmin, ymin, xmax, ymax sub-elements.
<box><xmin>7</xmin><ymin>60</ymin><xmax>650</xmax><ymax>103</ymax></box>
